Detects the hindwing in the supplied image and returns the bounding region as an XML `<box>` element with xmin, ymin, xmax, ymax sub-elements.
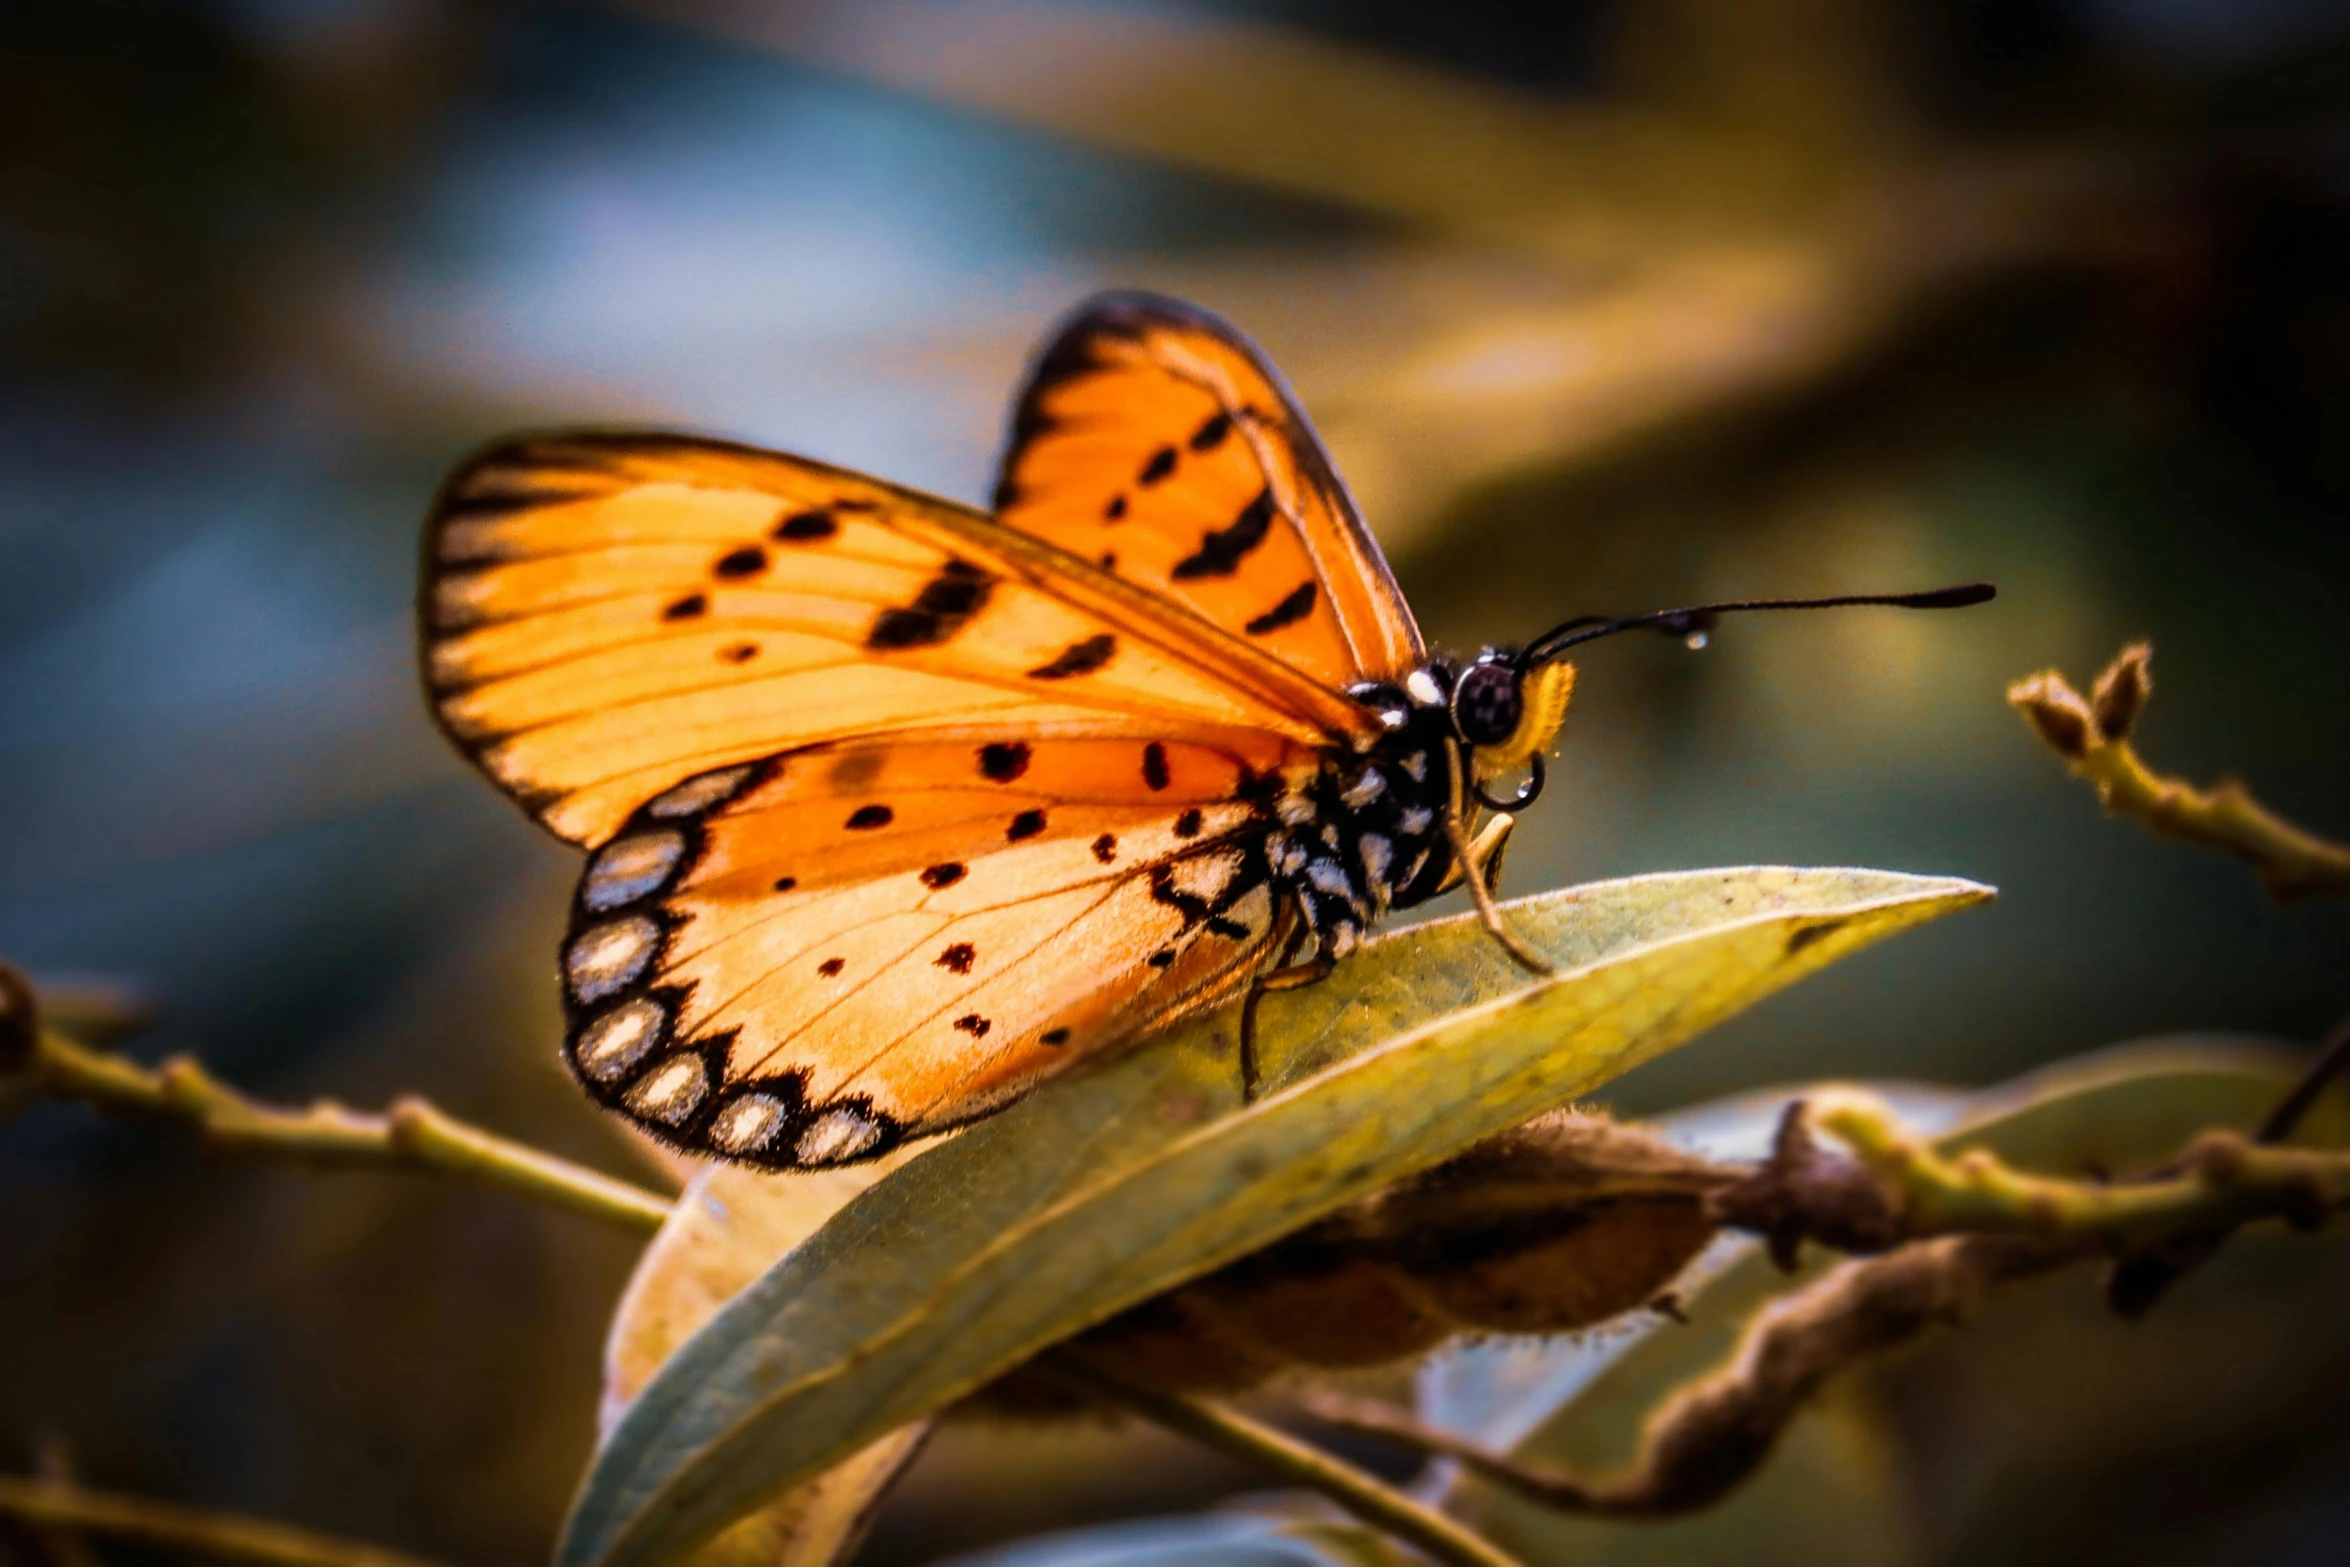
<box><xmin>558</xmin><ymin>735</ymin><xmax>1292</xmax><ymax>1165</ymax></box>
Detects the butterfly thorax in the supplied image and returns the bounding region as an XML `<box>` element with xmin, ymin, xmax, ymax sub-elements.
<box><xmin>1262</xmin><ymin>665</ymin><xmax>1468</xmax><ymax>960</ymax></box>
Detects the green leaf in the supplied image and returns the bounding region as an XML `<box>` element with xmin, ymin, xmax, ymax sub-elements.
<box><xmin>1434</xmin><ymin>1034</ymin><xmax>2336</xmax><ymax>1565</ymax></box>
<box><xmin>564</xmin><ymin>867</ymin><xmax>1989</xmax><ymax>1567</ymax></box>
<box><xmin>600</xmin><ymin>1158</ymin><xmax>932</xmax><ymax>1567</ymax></box>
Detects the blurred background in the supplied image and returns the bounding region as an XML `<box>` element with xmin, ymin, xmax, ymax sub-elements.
<box><xmin>4</xmin><ymin>1</ymin><xmax>2348</xmax><ymax>1563</ymax></box>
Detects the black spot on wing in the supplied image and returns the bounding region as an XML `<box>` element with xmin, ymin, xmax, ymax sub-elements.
<box><xmin>920</xmin><ymin>862</ymin><xmax>967</xmax><ymax>889</ymax></box>
<box><xmin>979</xmin><ymin>741</ymin><xmax>1031</xmax><ymax>782</ymax></box>
<box><xmin>867</xmin><ymin>558</ymin><xmax>995</xmax><ymax>650</ymax></box>
<box><xmin>1040</xmin><ymin>1028</ymin><xmax>1070</xmax><ymax>1046</ymax></box>
<box><xmin>771</xmin><ymin>876</ymin><xmax>797</xmax><ymax>892</ymax></box>
<box><xmin>1173</xmin><ymin>808</ymin><xmax>1203</xmax><ymax>838</ymax></box>
<box><xmin>772</xmin><ymin>509</ymin><xmax>839</xmax><ymax>542</ymax></box>
<box><xmin>1138</xmin><ymin>445</ymin><xmax>1178</xmax><ymax>486</ymax></box>
<box><xmin>1245</xmin><ymin>581</ymin><xmax>1318</xmax><ymax>635</ymax></box>
<box><xmin>846</xmin><ymin>804</ymin><xmax>893</xmax><ymax>830</ymax></box>
<box><xmin>1007</xmin><ymin>809</ymin><xmax>1047</xmax><ymax>841</ymax></box>
<box><xmin>1172</xmin><ymin>489</ymin><xmax>1275</xmax><ymax>580</ymax></box>
<box><xmin>922</xmin><ymin>559</ymin><xmax>993</xmax><ymax>615</ymax></box>
<box><xmin>818</xmin><ymin>957</ymin><xmax>845</xmax><ymax>977</ymax></box>
<box><xmin>662</xmin><ymin>593</ymin><xmax>708</xmax><ymax>622</ymax></box>
<box><xmin>954</xmin><ymin>1014</ymin><xmax>992</xmax><ymax>1037</ymax></box>
<box><xmin>1091</xmin><ymin>833</ymin><xmax>1118</xmax><ymax>864</ymax></box>
<box><xmin>936</xmin><ymin>942</ymin><xmax>976</xmax><ymax>973</ymax></box>
<box><xmin>717</xmin><ymin>642</ymin><xmax>759</xmax><ymax>664</ymax></box>
<box><xmin>1142</xmin><ymin>742</ymin><xmax>1170</xmax><ymax>791</ymax></box>
<box><xmin>1104</xmin><ymin>494</ymin><xmax>1127</xmax><ymax>521</ymax></box>
<box><xmin>1188</xmin><ymin>410</ymin><xmax>1232</xmax><ymax>452</ymax></box>
<box><xmin>714</xmin><ymin>546</ymin><xmax>768</xmax><ymax>579</ymax></box>
<box><xmin>1027</xmin><ymin>634</ymin><xmax>1115</xmax><ymax>679</ymax></box>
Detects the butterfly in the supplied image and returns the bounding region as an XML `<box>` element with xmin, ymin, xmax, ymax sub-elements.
<box><xmin>421</xmin><ymin>293</ymin><xmax>1989</xmax><ymax>1169</ymax></box>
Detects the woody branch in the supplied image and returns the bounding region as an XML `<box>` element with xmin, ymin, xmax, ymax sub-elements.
<box><xmin>0</xmin><ymin>963</ymin><xmax>672</xmax><ymax>1233</ymax></box>
<box><xmin>1306</xmin><ymin>1063</ymin><xmax>2350</xmax><ymax>1521</ymax></box>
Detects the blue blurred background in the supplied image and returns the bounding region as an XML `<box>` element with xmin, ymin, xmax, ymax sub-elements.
<box><xmin>4</xmin><ymin>2</ymin><xmax>2348</xmax><ymax>1562</ymax></box>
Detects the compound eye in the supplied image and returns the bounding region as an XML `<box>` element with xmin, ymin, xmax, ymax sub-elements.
<box><xmin>1451</xmin><ymin>663</ymin><xmax>1523</xmax><ymax>749</ymax></box>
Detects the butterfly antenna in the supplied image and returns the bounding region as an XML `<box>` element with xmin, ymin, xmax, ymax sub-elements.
<box><xmin>1520</xmin><ymin>581</ymin><xmax>1995</xmax><ymax>667</ymax></box>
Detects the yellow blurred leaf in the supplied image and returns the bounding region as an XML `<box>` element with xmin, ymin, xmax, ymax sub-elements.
<box><xmin>643</xmin><ymin>0</ymin><xmax>1705</xmax><ymax>255</ymax></box>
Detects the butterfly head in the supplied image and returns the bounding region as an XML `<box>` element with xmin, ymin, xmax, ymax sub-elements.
<box><xmin>1448</xmin><ymin>651</ymin><xmax>1574</xmax><ymax>811</ymax></box>
<box><xmin>1432</xmin><ymin>580</ymin><xmax>2001</xmax><ymax>815</ymax></box>
<box><xmin>1353</xmin><ymin>654</ymin><xmax>1577</xmax><ymax>815</ymax></box>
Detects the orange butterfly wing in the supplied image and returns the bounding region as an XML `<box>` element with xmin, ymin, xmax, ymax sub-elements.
<box><xmin>994</xmin><ymin>293</ymin><xmax>1424</xmax><ymax>690</ymax></box>
<box><xmin>423</xmin><ymin>432</ymin><xmax>1375</xmax><ymax>847</ymax></box>
<box><xmin>419</xmin><ymin>430</ymin><xmax>1407</xmax><ymax>1164</ymax></box>
<box><xmin>562</xmin><ymin>734</ymin><xmax>1292</xmax><ymax>1165</ymax></box>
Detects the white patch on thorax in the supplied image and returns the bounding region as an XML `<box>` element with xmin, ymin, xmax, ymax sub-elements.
<box><xmin>1307</xmin><ymin>858</ymin><xmax>1354</xmax><ymax>897</ymax></box>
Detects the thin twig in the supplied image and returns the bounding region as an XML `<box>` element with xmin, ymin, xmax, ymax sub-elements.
<box><xmin>2259</xmin><ymin>1013</ymin><xmax>2350</xmax><ymax>1145</ymax></box>
<box><xmin>1040</xmin><ymin>1352</ymin><xmax>1525</xmax><ymax>1567</ymax></box>
<box><xmin>1722</xmin><ymin>1087</ymin><xmax>2350</xmax><ymax>1319</ymax></box>
<box><xmin>16</xmin><ymin>1023</ymin><xmax>672</xmax><ymax>1234</ymax></box>
<box><xmin>1327</xmin><ymin>1060</ymin><xmax>2350</xmax><ymax>1521</ymax></box>
<box><xmin>2008</xmin><ymin>643</ymin><xmax>2350</xmax><ymax>901</ymax></box>
<box><xmin>1808</xmin><ymin>1090</ymin><xmax>2349</xmax><ymax>1248</ymax></box>
<box><xmin>1296</xmin><ymin>1389</ymin><xmax>1592</xmax><ymax>1502</ymax></box>
<box><xmin>2099</xmin><ymin>1012</ymin><xmax>2350</xmax><ymax>1315</ymax></box>
<box><xmin>0</xmin><ymin>1476</ymin><xmax>447</xmax><ymax>1567</ymax></box>
<box><xmin>1302</xmin><ymin>1235</ymin><xmax>2077</xmax><ymax>1518</ymax></box>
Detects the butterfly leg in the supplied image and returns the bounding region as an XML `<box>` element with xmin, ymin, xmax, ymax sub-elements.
<box><xmin>1434</xmin><ymin>813</ymin><xmax>1518</xmax><ymax>898</ymax></box>
<box><xmin>1238</xmin><ymin>909</ymin><xmax>1328</xmax><ymax>1102</ymax></box>
<box><xmin>1440</xmin><ymin>808</ymin><xmax>1552</xmax><ymax>977</ymax></box>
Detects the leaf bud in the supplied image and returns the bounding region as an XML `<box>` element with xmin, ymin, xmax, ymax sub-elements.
<box><xmin>2089</xmin><ymin>641</ymin><xmax>2153</xmax><ymax>742</ymax></box>
<box><xmin>2007</xmin><ymin>671</ymin><xmax>2097</xmax><ymax>760</ymax></box>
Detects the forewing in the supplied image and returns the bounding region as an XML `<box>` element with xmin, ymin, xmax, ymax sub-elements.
<box><xmin>423</xmin><ymin>433</ymin><xmax>1374</xmax><ymax>845</ymax></box>
<box><xmin>559</xmin><ymin>735</ymin><xmax>1290</xmax><ymax>1166</ymax></box>
<box><xmin>994</xmin><ymin>292</ymin><xmax>1424</xmax><ymax>689</ymax></box>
